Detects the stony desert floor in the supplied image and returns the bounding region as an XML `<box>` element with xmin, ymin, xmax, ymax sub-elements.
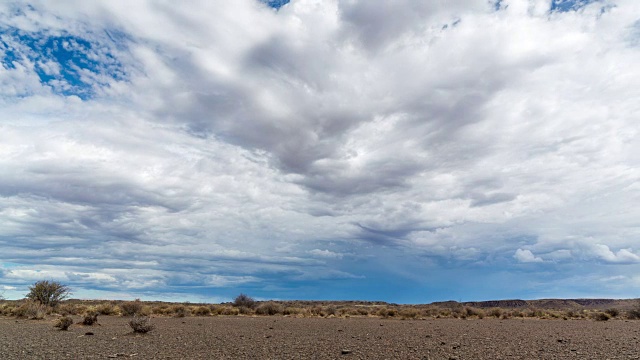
<box><xmin>1</xmin><ymin>316</ymin><xmax>639</xmax><ymax>359</ymax></box>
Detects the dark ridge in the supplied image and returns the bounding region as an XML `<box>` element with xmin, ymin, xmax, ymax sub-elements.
<box><xmin>463</xmin><ymin>299</ymin><xmax>528</xmax><ymax>308</ymax></box>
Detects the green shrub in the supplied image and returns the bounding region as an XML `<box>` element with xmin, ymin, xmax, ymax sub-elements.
<box><xmin>25</xmin><ymin>280</ymin><xmax>70</xmax><ymax>307</ymax></box>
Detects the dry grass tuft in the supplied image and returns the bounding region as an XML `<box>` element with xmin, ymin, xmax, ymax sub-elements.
<box><xmin>55</xmin><ymin>316</ymin><xmax>74</xmax><ymax>330</ymax></box>
<box><xmin>129</xmin><ymin>316</ymin><xmax>154</xmax><ymax>333</ymax></box>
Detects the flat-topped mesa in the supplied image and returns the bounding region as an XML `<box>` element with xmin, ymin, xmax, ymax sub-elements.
<box><xmin>463</xmin><ymin>300</ymin><xmax>528</xmax><ymax>308</ymax></box>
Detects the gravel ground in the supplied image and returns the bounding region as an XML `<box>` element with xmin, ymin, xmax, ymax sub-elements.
<box><xmin>1</xmin><ymin>316</ymin><xmax>639</xmax><ymax>359</ymax></box>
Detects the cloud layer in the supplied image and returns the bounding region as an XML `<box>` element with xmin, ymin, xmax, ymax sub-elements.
<box><xmin>1</xmin><ymin>0</ymin><xmax>640</xmax><ymax>302</ymax></box>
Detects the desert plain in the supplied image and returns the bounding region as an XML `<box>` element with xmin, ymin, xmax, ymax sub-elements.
<box><xmin>2</xmin><ymin>315</ymin><xmax>640</xmax><ymax>359</ymax></box>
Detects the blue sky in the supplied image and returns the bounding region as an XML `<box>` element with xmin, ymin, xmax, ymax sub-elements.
<box><xmin>1</xmin><ymin>0</ymin><xmax>640</xmax><ymax>303</ymax></box>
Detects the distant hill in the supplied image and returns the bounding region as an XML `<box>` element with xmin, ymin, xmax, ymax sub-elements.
<box><xmin>432</xmin><ymin>298</ymin><xmax>639</xmax><ymax>310</ymax></box>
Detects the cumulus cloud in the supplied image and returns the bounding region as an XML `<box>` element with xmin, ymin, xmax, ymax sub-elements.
<box><xmin>591</xmin><ymin>244</ymin><xmax>640</xmax><ymax>264</ymax></box>
<box><xmin>1</xmin><ymin>0</ymin><xmax>640</xmax><ymax>301</ymax></box>
<box><xmin>514</xmin><ymin>249</ymin><xmax>544</xmax><ymax>263</ymax></box>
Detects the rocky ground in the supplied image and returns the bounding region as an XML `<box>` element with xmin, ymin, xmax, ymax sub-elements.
<box><xmin>1</xmin><ymin>315</ymin><xmax>639</xmax><ymax>359</ymax></box>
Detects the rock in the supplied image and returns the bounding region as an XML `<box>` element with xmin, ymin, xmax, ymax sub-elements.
<box><xmin>85</xmin><ymin>332</ymin><xmax>94</xmax><ymax>336</ymax></box>
<box><xmin>341</xmin><ymin>349</ymin><xmax>352</xmax><ymax>355</ymax></box>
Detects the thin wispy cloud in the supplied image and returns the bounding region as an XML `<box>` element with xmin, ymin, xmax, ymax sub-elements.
<box><xmin>1</xmin><ymin>0</ymin><xmax>639</xmax><ymax>302</ymax></box>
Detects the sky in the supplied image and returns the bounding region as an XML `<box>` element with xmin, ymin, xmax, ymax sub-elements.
<box><xmin>0</xmin><ymin>0</ymin><xmax>639</xmax><ymax>304</ymax></box>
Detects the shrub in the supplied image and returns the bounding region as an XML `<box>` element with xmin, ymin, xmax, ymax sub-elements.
<box><xmin>377</xmin><ymin>308</ymin><xmax>397</xmax><ymax>318</ymax></box>
<box><xmin>220</xmin><ymin>306</ymin><xmax>239</xmax><ymax>315</ymax></box>
<box><xmin>96</xmin><ymin>302</ymin><xmax>118</xmax><ymax>315</ymax></box>
<box><xmin>83</xmin><ymin>312</ymin><xmax>98</xmax><ymax>325</ymax></box>
<box><xmin>55</xmin><ymin>316</ymin><xmax>74</xmax><ymax>330</ymax></box>
<box><xmin>605</xmin><ymin>308</ymin><xmax>619</xmax><ymax>317</ymax></box>
<box><xmin>400</xmin><ymin>308</ymin><xmax>419</xmax><ymax>319</ymax></box>
<box><xmin>193</xmin><ymin>306</ymin><xmax>211</xmax><ymax>316</ymax></box>
<box><xmin>129</xmin><ymin>316</ymin><xmax>154</xmax><ymax>333</ymax></box>
<box><xmin>255</xmin><ymin>301</ymin><xmax>284</xmax><ymax>315</ymax></box>
<box><xmin>56</xmin><ymin>303</ymin><xmax>83</xmax><ymax>316</ymax></box>
<box><xmin>488</xmin><ymin>308</ymin><xmax>503</xmax><ymax>318</ymax></box>
<box><xmin>233</xmin><ymin>294</ymin><xmax>256</xmax><ymax>309</ymax></box>
<box><xmin>238</xmin><ymin>306</ymin><xmax>252</xmax><ymax>315</ymax></box>
<box><xmin>171</xmin><ymin>305</ymin><xmax>190</xmax><ymax>317</ymax></box>
<box><xmin>16</xmin><ymin>301</ymin><xmax>48</xmax><ymax>320</ymax></box>
<box><xmin>283</xmin><ymin>307</ymin><xmax>302</xmax><ymax>316</ymax></box>
<box><xmin>121</xmin><ymin>299</ymin><xmax>144</xmax><ymax>316</ymax></box>
<box><xmin>593</xmin><ymin>312</ymin><xmax>610</xmax><ymax>321</ymax></box>
<box><xmin>627</xmin><ymin>308</ymin><xmax>640</xmax><ymax>320</ymax></box>
<box><xmin>25</xmin><ymin>280</ymin><xmax>71</xmax><ymax>307</ymax></box>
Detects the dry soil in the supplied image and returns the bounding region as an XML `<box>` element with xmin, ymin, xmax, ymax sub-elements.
<box><xmin>1</xmin><ymin>316</ymin><xmax>639</xmax><ymax>359</ymax></box>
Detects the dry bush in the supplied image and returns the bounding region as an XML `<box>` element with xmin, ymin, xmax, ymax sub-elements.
<box><xmin>592</xmin><ymin>312</ymin><xmax>610</xmax><ymax>321</ymax></box>
<box><xmin>283</xmin><ymin>307</ymin><xmax>303</xmax><ymax>316</ymax></box>
<box><xmin>82</xmin><ymin>312</ymin><xmax>98</xmax><ymax>325</ymax></box>
<box><xmin>377</xmin><ymin>307</ymin><xmax>398</xmax><ymax>318</ymax></box>
<box><xmin>55</xmin><ymin>316</ymin><xmax>74</xmax><ymax>330</ymax></box>
<box><xmin>310</xmin><ymin>306</ymin><xmax>325</xmax><ymax>317</ymax></box>
<box><xmin>56</xmin><ymin>303</ymin><xmax>84</xmax><ymax>316</ymax></box>
<box><xmin>129</xmin><ymin>316</ymin><xmax>154</xmax><ymax>333</ymax></box>
<box><xmin>152</xmin><ymin>304</ymin><xmax>171</xmax><ymax>315</ymax></box>
<box><xmin>488</xmin><ymin>308</ymin><xmax>503</xmax><ymax>318</ymax></box>
<box><xmin>400</xmin><ymin>308</ymin><xmax>419</xmax><ymax>319</ymax></box>
<box><xmin>605</xmin><ymin>308</ymin><xmax>619</xmax><ymax>317</ymax></box>
<box><xmin>96</xmin><ymin>302</ymin><xmax>118</xmax><ymax>315</ymax></box>
<box><xmin>356</xmin><ymin>307</ymin><xmax>370</xmax><ymax>316</ymax></box>
<box><xmin>208</xmin><ymin>305</ymin><xmax>224</xmax><ymax>315</ymax></box>
<box><xmin>121</xmin><ymin>299</ymin><xmax>144</xmax><ymax>316</ymax></box>
<box><xmin>170</xmin><ymin>304</ymin><xmax>190</xmax><ymax>318</ymax></box>
<box><xmin>220</xmin><ymin>306</ymin><xmax>239</xmax><ymax>315</ymax></box>
<box><xmin>463</xmin><ymin>307</ymin><xmax>483</xmax><ymax>318</ymax></box>
<box><xmin>16</xmin><ymin>301</ymin><xmax>48</xmax><ymax>320</ymax></box>
<box><xmin>255</xmin><ymin>301</ymin><xmax>284</xmax><ymax>315</ymax></box>
<box><xmin>237</xmin><ymin>306</ymin><xmax>252</xmax><ymax>315</ymax></box>
<box><xmin>233</xmin><ymin>294</ymin><xmax>256</xmax><ymax>309</ymax></box>
<box><xmin>193</xmin><ymin>306</ymin><xmax>211</xmax><ymax>316</ymax></box>
<box><xmin>626</xmin><ymin>308</ymin><xmax>640</xmax><ymax>320</ymax></box>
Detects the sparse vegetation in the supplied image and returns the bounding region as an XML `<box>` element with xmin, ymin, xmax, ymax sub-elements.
<box><xmin>25</xmin><ymin>280</ymin><xmax>70</xmax><ymax>307</ymax></box>
<box><xmin>15</xmin><ymin>301</ymin><xmax>48</xmax><ymax>319</ymax></box>
<box><xmin>605</xmin><ymin>308</ymin><xmax>619</xmax><ymax>317</ymax></box>
<box><xmin>83</xmin><ymin>312</ymin><xmax>99</xmax><ymax>325</ymax></box>
<box><xmin>129</xmin><ymin>316</ymin><xmax>154</xmax><ymax>333</ymax></box>
<box><xmin>55</xmin><ymin>316</ymin><xmax>74</xmax><ymax>330</ymax></box>
<box><xmin>592</xmin><ymin>312</ymin><xmax>610</xmax><ymax>321</ymax></box>
<box><xmin>171</xmin><ymin>304</ymin><xmax>190</xmax><ymax>317</ymax></box>
<box><xmin>255</xmin><ymin>301</ymin><xmax>284</xmax><ymax>315</ymax></box>
<box><xmin>233</xmin><ymin>293</ymin><xmax>256</xmax><ymax>309</ymax></box>
<box><xmin>121</xmin><ymin>299</ymin><xmax>144</xmax><ymax>316</ymax></box>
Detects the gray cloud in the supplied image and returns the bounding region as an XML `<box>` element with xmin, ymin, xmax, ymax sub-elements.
<box><xmin>1</xmin><ymin>0</ymin><xmax>640</xmax><ymax>301</ymax></box>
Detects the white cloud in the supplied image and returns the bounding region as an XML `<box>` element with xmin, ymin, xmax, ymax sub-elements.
<box><xmin>591</xmin><ymin>244</ymin><xmax>640</xmax><ymax>264</ymax></box>
<box><xmin>1</xmin><ymin>0</ymin><xmax>640</xmax><ymax>300</ymax></box>
<box><xmin>514</xmin><ymin>249</ymin><xmax>544</xmax><ymax>263</ymax></box>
